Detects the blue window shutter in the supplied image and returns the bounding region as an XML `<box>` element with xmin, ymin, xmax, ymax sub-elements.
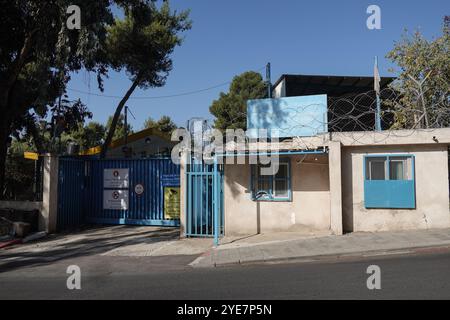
<box><xmin>364</xmin><ymin>155</ymin><xmax>416</xmax><ymax>209</ymax></box>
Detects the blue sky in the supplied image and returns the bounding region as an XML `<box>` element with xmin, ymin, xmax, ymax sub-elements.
<box><xmin>66</xmin><ymin>0</ymin><xmax>449</xmax><ymax>130</ymax></box>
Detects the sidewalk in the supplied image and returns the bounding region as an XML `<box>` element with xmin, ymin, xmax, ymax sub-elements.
<box><xmin>190</xmin><ymin>228</ymin><xmax>450</xmax><ymax>267</ymax></box>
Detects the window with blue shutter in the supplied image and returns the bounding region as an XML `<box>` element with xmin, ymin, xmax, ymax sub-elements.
<box><xmin>364</xmin><ymin>155</ymin><xmax>416</xmax><ymax>208</ymax></box>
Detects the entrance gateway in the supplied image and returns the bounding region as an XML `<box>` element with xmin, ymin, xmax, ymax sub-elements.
<box><xmin>57</xmin><ymin>156</ymin><xmax>224</xmax><ymax>240</ymax></box>
<box><xmin>57</xmin><ymin>157</ymin><xmax>180</xmax><ymax>230</ymax></box>
<box><xmin>185</xmin><ymin>157</ymin><xmax>224</xmax><ymax>239</ymax></box>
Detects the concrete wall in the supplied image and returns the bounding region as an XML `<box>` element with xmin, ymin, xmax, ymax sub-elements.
<box><xmin>0</xmin><ymin>154</ymin><xmax>59</xmax><ymax>233</ymax></box>
<box><xmin>328</xmin><ymin>141</ymin><xmax>343</xmax><ymax>235</ymax></box>
<box><xmin>272</xmin><ymin>78</ymin><xmax>286</xmax><ymax>98</ymax></box>
<box><xmin>41</xmin><ymin>154</ymin><xmax>58</xmax><ymax>233</ymax></box>
<box><xmin>0</xmin><ymin>201</ymin><xmax>41</xmax><ymax>211</ymax></box>
<box><xmin>342</xmin><ymin>144</ymin><xmax>450</xmax><ymax>232</ymax></box>
<box><xmin>223</xmin><ymin>154</ymin><xmax>331</xmax><ymax>235</ymax></box>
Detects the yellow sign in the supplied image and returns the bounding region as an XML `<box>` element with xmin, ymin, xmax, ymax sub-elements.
<box><xmin>24</xmin><ymin>152</ymin><xmax>38</xmax><ymax>160</ymax></box>
<box><xmin>164</xmin><ymin>187</ymin><xmax>180</xmax><ymax>220</ymax></box>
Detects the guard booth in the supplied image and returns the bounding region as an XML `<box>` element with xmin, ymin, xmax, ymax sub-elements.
<box><xmin>57</xmin><ymin>157</ymin><xmax>180</xmax><ymax>231</ymax></box>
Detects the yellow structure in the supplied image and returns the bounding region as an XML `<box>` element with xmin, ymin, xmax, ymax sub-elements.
<box><xmin>24</xmin><ymin>152</ymin><xmax>39</xmax><ymax>160</ymax></box>
<box><xmin>79</xmin><ymin>127</ymin><xmax>175</xmax><ymax>158</ymax></box>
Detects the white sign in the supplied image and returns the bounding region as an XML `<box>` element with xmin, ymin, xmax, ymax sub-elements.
<box><xmin>103</xmin><ymin>190</ymin><xmax>129</xmax><ymax>210</ymax></box>
<box><xmin>104</xmin><ymin>169</ymin><xmax>129</xmax><ymax>188</ymax></box>
<box><xmin>135</xmin><ymin>183</ymin><xmax>144</xmax><ymax>195</ymax></box>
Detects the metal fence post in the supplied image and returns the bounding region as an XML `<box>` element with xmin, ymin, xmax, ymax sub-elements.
<box><xmin>213</xmin><ymin>156</ymin><xmax>219</xmax><ymax>246</ymax></box>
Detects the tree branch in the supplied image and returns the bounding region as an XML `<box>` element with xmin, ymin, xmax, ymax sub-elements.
<box><xmin>100</xmin><ymin>75</ymin><xmax>142</xmax><ymax>158</ymax></box>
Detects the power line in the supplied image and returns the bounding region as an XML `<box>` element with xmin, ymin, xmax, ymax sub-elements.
<box><xmin>67</xmin><ymin>81</ymin><xmax>231</xmax><ymax>100</ymax></box>
<box><xmin>66</xmin><ymin>66</ymin><xmax>266</xmax><ymax>100</ymax></box>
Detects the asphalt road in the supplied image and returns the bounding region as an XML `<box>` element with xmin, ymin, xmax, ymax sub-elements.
<box><xmin>1</xmin><ymin>250</ymin><xmax>450</xmax><ymax>299</ymax></box>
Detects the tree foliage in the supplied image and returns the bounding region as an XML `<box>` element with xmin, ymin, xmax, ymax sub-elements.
<box><xmin>0</xmin><ymin>1</ymin><xmax>191</xmax><ymax>194</ymax></box>
<box><xmin>0</xmin><ymin>0</ymin><xmax>116</xmax><ymax>194</ymax></box>
<box><xmin>209</xmin><ymin>71</ymin><xmax>267</xmax><ymax>130</ymax></box>
<box><xmin>63</xmin><ymin>121</ymin><xmax>107</xmax><ymax>151</ymax></box>
<box><xmin>100</xmin><ymin>1</ymin><xmax>191</xmax><ymax>157</ymax></box>
<box><xmin>143</xmin><ymin>115</ymin><xmax>177</xmax><ymax>133</ymax></box>
<box><xmin>4</xmin><ymin>139</ymin><xmax>37</xmax><ymax>200</ymax></box>
<box><xmin>106</xmin><ymin>114</ymin><xmax>133</xmax><ymax>141</ymax></box>
<box><xmin>387</xmin><ymin>16</ymin><xmax>450</xmax><ymax>129</ymax></box>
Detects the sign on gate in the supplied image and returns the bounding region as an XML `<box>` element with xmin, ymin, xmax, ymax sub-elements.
<box><xmin>164</xmin><ymin>187</ymin><xmax>180</xmax><ymax>219</ymax></box>
<box><xmin>103</xmin><ymin>189</ymin><xmax>129</xmax><ymax>210</ymax></box>
<box><xmin>134</xmin><ymin>183</ymin><xmax>144</xmax><ymax>195</ymax></box>
<box><xmin>103</xmin><ymin>168</ymin><xmax>129</xmax><ymax>188</ymax></box>
<box><xmin>66</xmin><ymin>158</ymin><xmax>180</xmax><ymax>227</ymax></box>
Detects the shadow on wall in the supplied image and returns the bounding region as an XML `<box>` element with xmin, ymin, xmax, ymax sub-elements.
<box><xmin>224</xmin><ymin>154</ymin><xmax>332</xmax><ymax>235</ymax></box>
<box><xmin>342</xmin><ymin>149</ymin><xmax>354</xmax><ymax>233</ymax></box>
<box><xmin>250</xmin><ymin>98</ymin><xmax>290</xmax><ymax>138</ymax></box>
<box><xmin>225</xmin><ymin>162</ymin><xmax>250</xmax><ymax>200</ymax></box>
<box><xmin>226</xmin><ymin>155</ymin><xmax>331</xmax><ymax>199</ymax></box>
<box><xmin>294</xmin><ymin>155</ymin><xmax>329</xmax><ymax>192</ymax></box>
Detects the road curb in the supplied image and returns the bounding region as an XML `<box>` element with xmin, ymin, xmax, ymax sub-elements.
<box><xmin>0</xmin><ymin>239</ymin><xmax>22</xmax><ymax>249</ymax></box>
<box><xmin>190</xmin><ymin>243</ymin><xmax>450</xmax><ymax>268</ymax></box>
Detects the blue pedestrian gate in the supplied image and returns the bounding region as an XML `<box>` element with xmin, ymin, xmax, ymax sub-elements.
<box><xmin>57</xmin><ymin>157</ymin><xmax>180</xmax><ymax>231</ymax></box>
<box><xmin>185</xmin><ymin>158</ymin><xmax>224</xmax><ymax>239</ymax></box>
<box><xmin>57</xmin><ymin>158</ymin><xmax>85</xmax><ymax>230</ymax></box>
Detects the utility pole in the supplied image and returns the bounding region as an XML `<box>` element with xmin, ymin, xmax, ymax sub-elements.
<box><xmin>266</xmin><ymin>62</ymin><xmax>272</xmax><ymax>99</ymax></box>
<box><xmin>374</xmin><ymin>56</ymin><xmax>382</xmax><ymax>131</ymax></box>
<box><xmin>123</xmin><ymin>105</ymin><xmax>135</xmax><ymax>157</ymax></box>
<box><xmin>124</xmin><ymin>105</ymin><xmax>128</xmax><ymax>148</ymax></box>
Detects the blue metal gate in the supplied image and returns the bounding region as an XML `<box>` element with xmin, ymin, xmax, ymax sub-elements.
<box><xmin>185</xmin><ymin>158</ymin><xmax>224</xmax><ymax>239</ymax></box>
<box><xmin>57</xmin><ymin>158</ymin><xmax>85</xmax><ymax>231</ymax></box>
<box><xmin>84</xmin><ymin>158</ymin><xmax>180</xmax><ymax>226</ymax></box>
<box><xmin>57</xmin><ymin>157</ymin><xmax>180</xmax><ymax>230</ymax></box>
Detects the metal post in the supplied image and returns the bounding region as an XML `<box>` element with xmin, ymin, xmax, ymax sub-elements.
<box><xmin>376</xmin><ymin>94</ymin><xmax>381</xmax><ymax>131</ymax></box>
<box><xmin>213</xmin><ymin>156</ymin><xmax>219</xmax><ymax>246</ymax></box>
<box><xmin>266</xmin><ymin>62</ymin><xmax>272</xmax><ymax>99</ymax></box>
<box><xmin>124</xmin><ymin>106</ymin><xmax>128</xmax><ymax>147</ymax></box>
<box><xmin>374</xmin><ymin>56</ymin><xmax>382</xmax><ymax>131</ymax></box>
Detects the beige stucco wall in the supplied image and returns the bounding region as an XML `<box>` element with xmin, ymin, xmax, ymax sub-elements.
<box><xmin>342</xmin><ymin>144</ymin><xmax>450</xmax><ymax>232</ymax></box>
<box><xmin>223</xmin><ymin>154</ymin><xmax>331</xmax><ymax>235</ymax></box>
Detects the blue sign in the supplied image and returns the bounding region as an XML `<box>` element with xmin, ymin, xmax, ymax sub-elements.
<box><xmin>247</xmin><ymin>94</ymin><xmax>328</xmax><ymax>138</ymax></box>
<box><xmin>162</xmin><ymin>174</ymin><xmax>180</xmax><ymax>187</ymax></box>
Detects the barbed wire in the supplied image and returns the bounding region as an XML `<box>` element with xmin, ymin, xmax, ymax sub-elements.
<box><xmin>213</xmin><ymin>79</ymin><xmax>449</xmax><ymax>147</ymax></box>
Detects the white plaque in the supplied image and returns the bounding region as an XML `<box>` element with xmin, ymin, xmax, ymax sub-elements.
<box><xmin>104</xmin><ymin>168</ymin><xmax>129</xmax><ymax>188</ymax></box>
<box><xmin>103</xmin><ymin>189</ymin><xmax>129</xmax><ymax>210</ymax></box>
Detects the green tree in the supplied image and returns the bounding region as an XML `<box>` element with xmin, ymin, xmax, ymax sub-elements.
<box><xmin>143</xmin><ymin>115</ymin><xmax>177</xmax><ymax>133</ymax></box>
<box><xmin>209</xmin><ymin>71</ymin><xmax>267</xmax><ymax>130</ymax></box>
<box><xmin>62</xmin><ymin>121</ymin><xmax>106</xmax><ymax>151</ymax></box>
<box><xmin>0</xmin><ymin>0</ymin><xmax>117</xmax><ymax>193</ymax></box>
<box><xmin>11</xmin><ymin>97</ymin><xmax>92</xmax><ymax>154</ymax></box>
<box><xmin>4</xmin><ymin>139</ymin><xmax>36</xmax><ymax>200</ymax></box>
<box><xmin>387</xmin><ymin>16</ymin><xmax>450</xmax><ymax>129</ymax></box>
<box><xmin>106</xmin><ymin>114</ymin><xmax>133</xmax><ymax>141</ymax></box>
<box><xmin>100</xmin><ymin>2</ymin><xmax>191</xmax><ymax>157</ymax></box>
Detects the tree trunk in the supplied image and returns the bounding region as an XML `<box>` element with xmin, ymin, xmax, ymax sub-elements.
<box><xmin>0</xmin><ymin>118</ymin><xmax>11</xmax><ymax>199</ymax></box>
<box><xmin>0</xmin><ymin>30</ymin><xmax>37</xmax><ymax>197</ymax></box>
<box><xmin>100</xmin><ymin>77</ymin><xmax>141</xmax><ymax>158</ymax></box>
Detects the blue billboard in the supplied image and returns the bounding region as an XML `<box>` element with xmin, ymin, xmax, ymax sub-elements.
<box><xmin>246</xmin><ymin>94</ymin><xmax>328</xmax><ymax>138</ymax></box>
